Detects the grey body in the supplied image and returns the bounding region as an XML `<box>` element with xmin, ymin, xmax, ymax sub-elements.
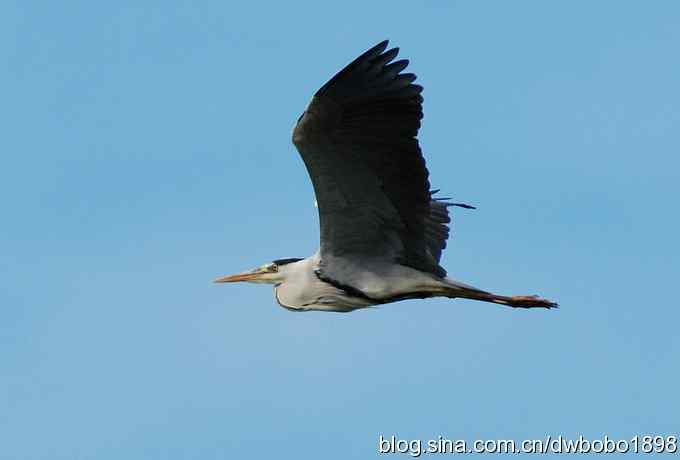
<box><xmin>273</xmin><ymin>253</ymin><xmax>479</xmax><ymax>312</ymax></box>
<box><xmin>215</xmin><ymin>41</ymin><xmax>557</xmax><ymax>312</ymax></box>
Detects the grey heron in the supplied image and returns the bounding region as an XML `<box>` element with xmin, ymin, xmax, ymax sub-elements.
<box><xmin>215</xmin><ymin>41</ymin><xmax>557</xmax><ymax>312</ymax></box>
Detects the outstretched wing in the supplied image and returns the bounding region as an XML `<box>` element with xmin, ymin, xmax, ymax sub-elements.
<box><xmin>292</xmin><ymin>41</ymin><xmax>459</xmax><ymax>282</ymax></box>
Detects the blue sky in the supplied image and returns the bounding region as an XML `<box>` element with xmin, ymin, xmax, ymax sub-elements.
<box><xmin>2</xmin><ymin>1</ymin><xmax>679</xmax><ymax>459</ymax></box>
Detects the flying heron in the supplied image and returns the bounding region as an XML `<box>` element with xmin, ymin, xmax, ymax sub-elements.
<box><xmin>215</xmin><ymin>41</ymin><xmax>557</xmax><ymax>312</ymax></box>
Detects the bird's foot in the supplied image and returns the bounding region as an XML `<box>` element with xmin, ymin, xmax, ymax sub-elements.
<box><xmin>506</xmin><ymin>295</ymin><xmax>558</xmax><ymax>309</ymax></box>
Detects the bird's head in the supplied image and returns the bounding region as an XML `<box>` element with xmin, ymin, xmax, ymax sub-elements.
<box><xmin>213</xmin><ymin>258</ymin><xmax>303</xmax><ymax>285</ymax></box>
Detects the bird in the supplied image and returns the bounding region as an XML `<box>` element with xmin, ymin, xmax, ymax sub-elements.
<box><xmin>214</xmin><ymin>40</ymin><xmax>557</xmax><ymax>313</ymax></box>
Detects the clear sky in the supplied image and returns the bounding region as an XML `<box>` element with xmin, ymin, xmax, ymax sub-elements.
<box><xmin>2</xmin><ymin>1</ymin><xmax>679</xmax><ymax>459</ymax></box>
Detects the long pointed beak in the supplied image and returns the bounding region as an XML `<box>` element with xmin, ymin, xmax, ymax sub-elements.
<box><xmin>213</xmin><ymin>270</ymin><xmax>265</xmax><ymax>283</ymax></box>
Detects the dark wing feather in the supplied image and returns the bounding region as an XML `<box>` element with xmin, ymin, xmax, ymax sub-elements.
<box><xmin>292</xmin><ymin>41</ymin><xmax>456</xmax><ymax>279</ymax></box>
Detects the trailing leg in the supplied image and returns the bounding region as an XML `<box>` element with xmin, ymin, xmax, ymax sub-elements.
<box><xmin>447</xmin><ymin>286</ymin><xmax>558</xmax><ymax>309</ymax></box>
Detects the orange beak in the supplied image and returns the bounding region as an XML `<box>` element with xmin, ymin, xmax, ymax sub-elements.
<box><xmin>213</xmin><ymin>270</ymin><xmax>265</xmax><ymax>283</ymax></box>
